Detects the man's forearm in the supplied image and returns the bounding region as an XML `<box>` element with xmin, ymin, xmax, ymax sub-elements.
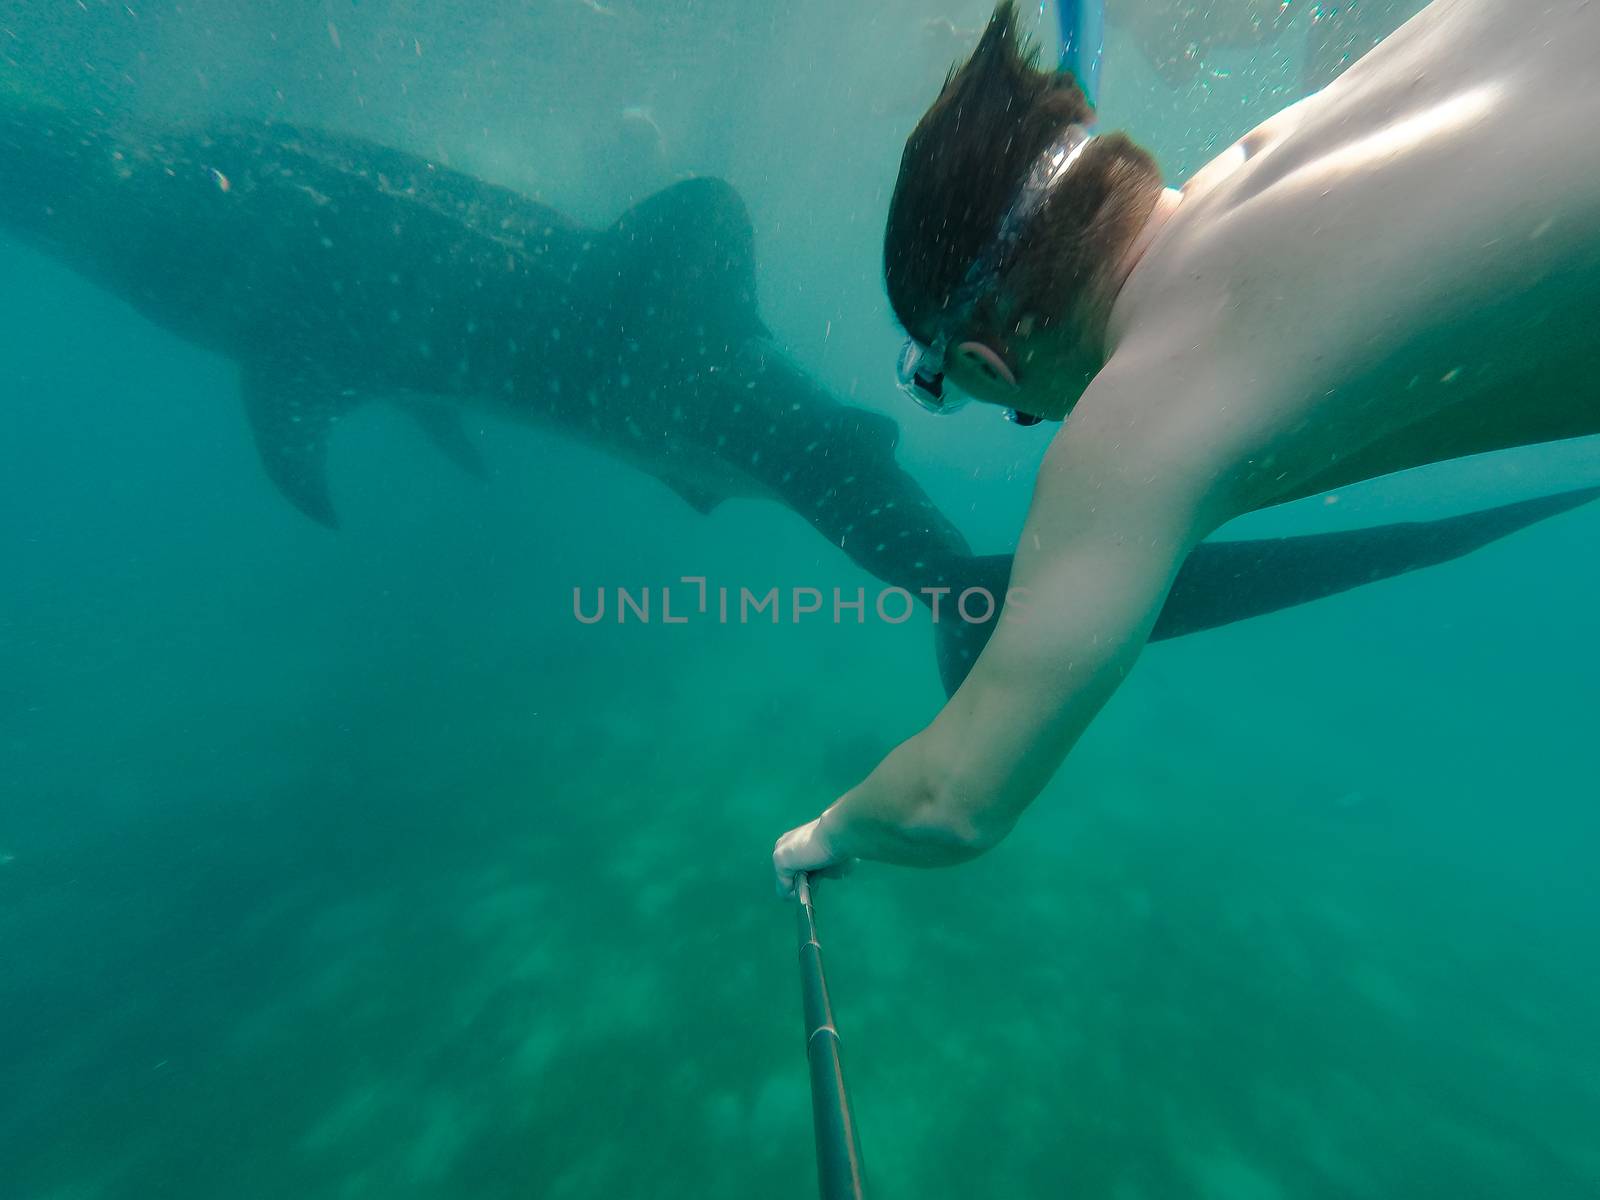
<box><xmin>772</xmin><ymin>375</ymin><xmax>1239</xmax><ymax>891</ymax></box>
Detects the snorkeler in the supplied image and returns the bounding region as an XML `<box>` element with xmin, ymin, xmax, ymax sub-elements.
<box><xmin>774</xmin><ymin>0</ymin><xmax>1600</xmax><ymax>892</ymax></box>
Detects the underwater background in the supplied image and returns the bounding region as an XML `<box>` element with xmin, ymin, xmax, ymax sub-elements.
<box><xmin>2</xmin><ymin>1</ymin><xmax>1597</xmax><ymax>1197</ymax></box>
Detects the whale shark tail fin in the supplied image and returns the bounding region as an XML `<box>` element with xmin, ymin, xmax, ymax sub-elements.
<box><xmin>601</xmin><ymin>177</ymin><xmax>770</xmax><ymax>349</ymax></box>
<box><xmin>1152</xmin><ymin>485</ymin><xmax>1600</xmax><ymax>642</ymax></box>
<box><xmin>933</xmin><ymin>553</ymin><xmax>1014</xmax><ymax>697</ymax></box>
<box><xmin>929</xmin><ymin>487</ymin><xmax>1600</xmax><ymax>696</ymax></box>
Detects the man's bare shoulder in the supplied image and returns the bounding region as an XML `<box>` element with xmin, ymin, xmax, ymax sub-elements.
<box><xmin>1043</xmin><ymin>348</ymin><xmax>1290</xmax><ymax>536</ymax></box>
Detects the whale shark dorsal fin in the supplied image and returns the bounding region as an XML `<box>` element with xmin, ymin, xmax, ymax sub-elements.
<box><xmin>603</xmin><ymin>177</ymin><xmax>770</xmax><ymax>345</ymax></box>
<box><xmin>240</xmin><ymin>362</ymin><xmax>357</xmax><ymax>529</ymax></box>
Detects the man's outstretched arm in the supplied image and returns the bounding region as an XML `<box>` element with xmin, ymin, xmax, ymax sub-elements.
<box><xmin>774</xmin><ymin>370</ymin><xmax>1239</xmax><ymax>890</ymax></box>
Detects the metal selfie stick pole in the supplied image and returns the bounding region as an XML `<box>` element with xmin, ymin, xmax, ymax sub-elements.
<box><xmin>794</xmin><ymin>872</ymin><xmax>867</xmax><ymax>1200</ymax></box>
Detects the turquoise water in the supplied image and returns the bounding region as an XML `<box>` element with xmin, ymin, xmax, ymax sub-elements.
<box><xmin>3</xmin><ymin>3</ymin><xmax>1598</xmax><ymax>1197</ymax></box>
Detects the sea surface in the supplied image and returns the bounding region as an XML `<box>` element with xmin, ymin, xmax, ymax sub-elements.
<box><xmin>2</xmin><ymin>2</ymin><xmax>1597</xmax><ymax>1197</ymax></box>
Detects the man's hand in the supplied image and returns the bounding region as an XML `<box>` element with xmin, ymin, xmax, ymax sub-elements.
<box><xmin>772</xmin><ymin>815</ymin><xmax>854</xmax><ymax>898</ymax></box>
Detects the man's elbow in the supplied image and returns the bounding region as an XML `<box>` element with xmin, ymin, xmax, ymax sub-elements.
<box><xmin>903</xmin><ymin>776</ymin><xmax>1017</xmax><ymax>861</ymax></box>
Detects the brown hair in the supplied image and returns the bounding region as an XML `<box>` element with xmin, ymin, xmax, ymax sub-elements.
<box><xmin>884</xmin><ymin>2</ymin><xmax>1163</xmax><ymax>357</ymax></box>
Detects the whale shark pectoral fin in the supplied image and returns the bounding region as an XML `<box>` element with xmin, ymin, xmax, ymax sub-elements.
<box><xmin>400</xmin><ymin>401</ymin><xmax>489</xmax><ymax>482</ymax></box>
<box><xmin>604</xmin><ymin>177</ymin><xmax>769</xmax><ymax>345</ymax></box>
<box><xmin>239</xmin><ymin>362</ymin><xmax>356</xmax><ymax>529</ymax></box>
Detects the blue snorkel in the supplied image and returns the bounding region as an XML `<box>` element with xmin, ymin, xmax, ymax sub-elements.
<box><xmin>1046</xmin><ymin>0</ymin><xmax>1105</xmax><ymax>109</ymax></box>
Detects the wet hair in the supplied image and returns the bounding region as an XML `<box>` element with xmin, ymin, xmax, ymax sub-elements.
<box><xmin>884</xmin><ymin>1</ymin><xmax>1163</xmax><ymax>356</ymax></box>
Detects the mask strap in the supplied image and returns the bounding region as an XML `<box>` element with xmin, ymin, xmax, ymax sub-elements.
<box><xmin>940</xmin><ymin>123</ymin><xmax>1095</xmax><ymax>343</ymax></box>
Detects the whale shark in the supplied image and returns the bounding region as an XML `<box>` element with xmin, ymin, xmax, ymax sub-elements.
<box><xmin>0</xmin><ymin>105</ymin><xmax>965</xmax><ymax>550</ymax></box>
<box><xmin>2</xmin><ymin>100</ymin><xmax>1593</xmax><ymax>694</ymax></box>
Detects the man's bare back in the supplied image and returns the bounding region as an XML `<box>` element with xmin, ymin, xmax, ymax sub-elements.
<box><xmin>774</xmin><ymin>0</ymin><xmax>1600</xmax><ymax>891</ymax></box>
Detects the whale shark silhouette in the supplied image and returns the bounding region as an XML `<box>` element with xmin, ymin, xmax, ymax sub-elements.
<box><xmin>2</xmin><ymin>101</ymin><xmax>1593</xmax><ymax>694</ymax></box>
